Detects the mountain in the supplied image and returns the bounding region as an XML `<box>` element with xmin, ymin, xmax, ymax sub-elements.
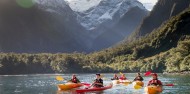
<box><xmin>0</xmin><ymin>0</ymin><xmax>88</xmax><ymax>53</ymax></box>
<box><xmin>128</xmin><ymin>0</ymin><xmax>190</xmax><ymax>41</ymax></box>
<box><xmin>85</xmin><ymin>7</ymin><xmax>190</xmax><ymax>73</ymax></box>
<box><xmin>91</xmin><ymin>6</ymin><xmax>148</xmax><ymax>51</ymax></box>
<box><xmin>68</xmin><ymin>0</ymin><xmax>148</xmax><ymax>51</ymax></box>
<box><xmin>0</xmin><ymin>0</ymin><xmax>148</xmax><ymax>53</ymax></box>
<box><xmin>74</xmin><ymin>0</ymin><xmax>147</xmax><ymax>33</ymax></box>
<box><xmin>1</xmin><ymin>6</ymin><xmax>190</xmax><ymax>74</ymax></box>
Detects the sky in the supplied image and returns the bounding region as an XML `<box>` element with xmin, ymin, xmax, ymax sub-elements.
<box><xmin>138</xmin><ymin>0</ymin><xmax>158</xmax><ymax>10</ymax></box>
<box><xmin>65</xmin><ymin>0</ymin><xmax>158</xmax><ymax>11</ymax></box>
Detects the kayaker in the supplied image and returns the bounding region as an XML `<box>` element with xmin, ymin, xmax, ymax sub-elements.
<box><xmin>133</xmin><ymin>73</ymin><xmax>144</xmax><ymax>81</ymax></box>
<box><xmin>93</xmin><ymin>73</ymin><xmax>104</xmax><ymax>87</ymax></box>
<box><xmin>111</xmin><ymin>74</ymin><xmax>119</xmax><ymax>80</ymax></box>
<box><xmin>86</xmin><ymin>73</ymin><xmax>103</xmax><ymax>89</ymax></box>
<box><xmin>147</xmin><ymin>73</ymin><xmax>162</xmax><ymax>86</ymax></box>
<box><xmin>68</xmin><ymin>74</ymin><xmax>80</xmax><ymax>83</ymax></box>
<box><xmin>119</xmin><ymin>74</ymin><xmax>127</xmax><ymax>80</ymax></box>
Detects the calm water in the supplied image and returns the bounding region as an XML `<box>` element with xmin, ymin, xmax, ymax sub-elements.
<box><xmin>0</xmin><ymin>73</ymin><xmax>190</xmax><ymax>94</ymax></box>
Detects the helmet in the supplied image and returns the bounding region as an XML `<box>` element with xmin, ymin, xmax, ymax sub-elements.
<box><xmin>152</xmin><ymin>73</ymin><xmax>157</xmax><ymax>77</ymax></box>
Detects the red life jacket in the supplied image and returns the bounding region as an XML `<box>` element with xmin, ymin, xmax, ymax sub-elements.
<box><xmin>72</xmin><ymin>78</ymin><xmax>77</xmax><ymax>83</ymax></box>
<box><xmin>150</xmin><ymin>79</ymin><xmax>158</xmax><ymax>84</ymax></box>
<box><xmin>149</xmin><ymin>79</ymin><xmax>162</xmax><ymax>86</ymax></box>
<box><xmin>119</xmin><ymin>77</ymin><xmax>126</xmax><ymax>80</ymax></box>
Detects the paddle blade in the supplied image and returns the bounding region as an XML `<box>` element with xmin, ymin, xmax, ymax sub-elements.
<box><xmin>164</xmin><ymin>84</ymin><xmax>174</xmax><ymax>86</ymax></box>
<box><xmin>144</xmin><ymin>71</ymin><xmax>152</xmax><ymax>76</ymax></box>
<box><xmin>56</xmin><ymin>76</ymin><xmax>64</xmax><ymax>81</ymax></box>
<box><xmin>119</xmin><ymin>72</ymin><xmax>123</xmax><ymax>75</ymax></box>
<box><xmin>100</xmin><ymin>74</ymin><xmax>108</xmax><ymax>80</ymax></box>
<box><xmin>100</xmin><ymin>74</ymin><xmax>104</xmax><ymax>78</ymax></box>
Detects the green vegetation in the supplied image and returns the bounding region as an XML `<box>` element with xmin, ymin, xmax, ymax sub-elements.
<box><xmin>0</xmin><ymin>8</ymin><xmax>190</xmax><ymax>74</ymax></box>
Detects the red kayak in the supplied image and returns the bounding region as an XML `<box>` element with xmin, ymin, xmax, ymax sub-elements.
<box><xmin>76</xmin><ymin>83</ymin><xmax>113</xmax><ymax>93</ymax></box>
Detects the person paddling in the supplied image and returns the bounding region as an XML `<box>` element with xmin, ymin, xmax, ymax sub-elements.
<box><xmin>111</xmin><ymin>74</ymin><xmax>119</xmax><ymax>80</ymax></box>
<box><xmin>147</xmin><ymin>73</ymin><xmax>162</xmax><ymax>86</ymax></box>
<box><xmin>119</xmin><ymin>74</ymin><xmax>127</xmax><ymax>80</ymax></box>
<box><xmin>133</xmin><ymin>73</ymin><xmax>144</xmax><ymax>81</ymax></box>
<box><xmin>86</xmin><ymin>73</ymin><xmax>103</xmax><ymax>89</ymax></box>
<box><xmin>68</xmin><ymin>74</ymin><xmax>80</xmax><ymax>83</ymax></box>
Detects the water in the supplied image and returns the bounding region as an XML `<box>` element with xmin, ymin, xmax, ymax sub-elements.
<box><xmin>0</xmin><ymin>73</ymin><xmax>190</xmax><ymax>94</ymax></box>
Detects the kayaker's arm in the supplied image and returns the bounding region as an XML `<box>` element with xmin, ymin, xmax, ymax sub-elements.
<box><xmin>94</xmin><ymin>82</ymin><xmax>103</xmax><ymax>86</ymax></box>
<box><xmin>67</xmin><ymin>79</ymin><xmax>72</xmax><ymax>83</ymax></box>
<box><xmin>76</xmin><ymin>78</ymin><xmax>81</xmax><ymax>83</ymax></box>
<box><xmin>87</xmin><ymin>79</ymin><xmax>103</xmax><ymax>88</ymax></box>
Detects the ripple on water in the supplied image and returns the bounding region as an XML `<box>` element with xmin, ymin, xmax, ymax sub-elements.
<box><xmin>16</xmin><ymin>85</ymin><xmax>21</xmax><ymax>87</ymax></box>
<box><xmin>14</xmin><ymin>89</ymin><xmax>22</xmax><ymax>93</ymax></box>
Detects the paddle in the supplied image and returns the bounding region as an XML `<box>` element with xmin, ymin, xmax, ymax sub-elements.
<box><xmin>55</xmin><ymin>76</ymin><xmax>90</xmax><ymax>86</ymax></box>
<box><xmin>56</xmin><ymin>76</ymin><xmax>64</xmax><ymax>81</ymax></box>
<box><xmin>119</xmin><ymin>72</ymin><xmax>123</xmax><ymax>75</ymax></box>
<box><xmin>144</xmin><ymin>71</ymin><xmax>152</xmax><ymax>76</ymax></box>
<box><xmin>100</xmin><ymin>74</ymin><xmax>108</xmax><ymax>80</ymax></box>
<box><xmin>163</xmin><ymin>84</ymin><xmax>174</xmax><ymax>86</ymax></box>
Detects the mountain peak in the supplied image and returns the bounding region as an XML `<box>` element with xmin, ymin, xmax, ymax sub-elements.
<box><xmin>70</xmin><ymin>0</ymin><xmax>147</xmax><ymax>31</ymax></box>
<box><xmin>65</xmin><ymin>0</ymin><xmax>102</xmax><ymax>12</ymax></box>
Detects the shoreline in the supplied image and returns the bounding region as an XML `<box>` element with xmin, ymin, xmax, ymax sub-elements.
<box><xmin>1</xmin><ymin>71</ymin><xmax>190</xmax><ymax>75</ymax></box>
<box><xmin>163</xmin><ymin>71</ymin><xmax>190</xmax><ymax>74</ymax></box>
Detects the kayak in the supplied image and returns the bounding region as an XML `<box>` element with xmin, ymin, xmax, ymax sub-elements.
<box><xmin>132</xmin><ymin>81</ymin><xmax>144</xmax><ymax>89</ymax></box>
<box><xmin>120</xmin><ymin>80</ymin><xmax>132</xmax><ymax>84</ymax></box>
<box><xmin>112</xmin><ymin>80</ymin><xmax>120</xmax><ymax>85</ymax></box>
<box><xmin>112</xmin><ymin>80</ymin><xmax>131</xmax><ymax>84</ymax></box>
<box><xmin>57</xmin><ymin>83</ymin><xmax>83</xmax><ymax>90</ymax></box>
<box><xmin>144</xmin><ymin>85</ymin><xmax>163</xmax><ymax>94</ymax></box>
<box><xmin>76</xmin><ymin>83</ymin><xmax>113</xmax><ymax>93</ymax></box>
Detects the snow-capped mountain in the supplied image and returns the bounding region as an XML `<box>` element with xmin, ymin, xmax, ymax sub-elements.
<box><xmin>65</xmin><ymin>0</ymin><xmax>102</xmax><ymax>12</ymax></box>
<box><xmin>66</xmin><ymin>0</ymin><xmax>147</xmax><ymax>31</ymax></box>
<box><xmin>63</xmin><ymin>0</ymin><xmax>148</xmax><ymax>51</ymax></box>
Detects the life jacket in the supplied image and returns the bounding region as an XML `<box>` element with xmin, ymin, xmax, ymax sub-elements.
<box><xmin>149</xmin><ymin>79</ymin><xmax>159</xmax><ymax>85</ymax></box>
<box><xmin>72</xmin><ymin>77</ymin><xmax>78</xmax><ymax>83</ymax></box>
<box><xmin>94</xmin><ymin>79</ymin><xmax>103</xmax><ymax>87</ymax></box>
<box><xmin>119</xmin><ymin>77</ymin><xmax>126</xmax><ymax>80</ymax></box>
<box><xmin>95</xmin><ymin>79</ymin><xmax>103</xmax><ymax>83</ymax></box>
<box><xmin>135</xmin><ymin>76</ymin><xmax>143</xmax><ymax>81</ymax></box>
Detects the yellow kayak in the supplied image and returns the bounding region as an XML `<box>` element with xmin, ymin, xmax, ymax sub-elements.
<box><xmin>144</xmin><ymin>85</ymin><xmax>163</xmax><ymax>94</ymax></box>
<box><xmin>112</xmin><ymin>80</ymin><xmax>120</xmax><ymax>85</ymax></box>
<box><xmin>132</xmin><ymin>81</ymin><xmax>144</xmax><ymax>89</ymax></box>
<box><xmin>112</xmin><ymin>80</ymin><xmax>131</xmax><ymax>85</ymax></box>
<box><xmin>57</xmin><ymin>83</ymin><xmax>83</xmax><ymax>90</ymax></box>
